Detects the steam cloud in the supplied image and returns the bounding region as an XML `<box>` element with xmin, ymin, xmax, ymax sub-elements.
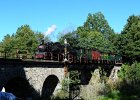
<box><xmin>45</xmin><ymin>24</ymin><xmax>57</xmax><ymax>36</ymax></box>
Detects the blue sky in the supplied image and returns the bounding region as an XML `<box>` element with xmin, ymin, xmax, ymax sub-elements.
<box><xmin>0</xmin><ymin>0</ymin><xmax>140</xmax><ymax>42</ymax></box>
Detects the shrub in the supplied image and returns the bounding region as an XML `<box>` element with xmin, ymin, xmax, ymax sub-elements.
<box><xmin>118</xmin><ymin>62</ymin><xmax>140</xmax><ymax>85</ymax></box>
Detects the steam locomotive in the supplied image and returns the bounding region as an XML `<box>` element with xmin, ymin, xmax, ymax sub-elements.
<box><xmin>35</xmin><ymin>42</ymin><xmax>64</xmax><ymax>61</ymax></box>
<box><xmin>35</xmin><ymin>40</ymin><xmax>122</xmax><ymax>64</ymax></box>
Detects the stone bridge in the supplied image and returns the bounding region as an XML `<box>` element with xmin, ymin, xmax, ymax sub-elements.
<box><xmin>0</xmin><ymin>58</ymin><xmax>65</xmax><ymax>99</ymax></box>
<box><xmin>0</xmin><ymin>58</ymin><xmax>121</xmax><ymax>99</ymax></box>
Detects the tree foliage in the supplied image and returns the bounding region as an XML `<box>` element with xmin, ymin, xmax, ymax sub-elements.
<box><xmin>77</xmin><ymin>12</ymin><xmax>114</xmax><ymax>39</ymax></box>
<box><xmin>58</xmin><ymin>12</ymin><xmax>116</xmax><ymax>52</ymax></box>
<box><xmin>0</xmin><ymin>25</ymin><xmax>47</xmax><ymax>57</ymax></box>
<box><xmin>58</xmin><ymin>31</ymin><xmax>79</xmax><ymax>47</ymax></box>
<box><xmin>76</xmin><ymin>12</ymin><xmax>116</xmax><ymax>52</ymax></box>
<box><xmin>14</xmin><ymin>25</ymin><xmax>38</xmax><ymax>53</ymax></box>
<box><xmin>119</xmin><ymin>62</ymin><xmax>140</xmax><ymax>85</ymax></box>
<box><xmin>120</xmin><ymin>15</ymin><xmax>140</xmax><ymax>61</ymax></box>
<box><xmin>77</xmin><ymin>31</ymin><xmax>111</xmax><ymax>51</ymax></box>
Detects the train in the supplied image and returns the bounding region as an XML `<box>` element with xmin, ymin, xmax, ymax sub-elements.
<box><xmin>35</xmin><ymin>40</ymin><xmax>122</xmax><ymax>64</ymax></box>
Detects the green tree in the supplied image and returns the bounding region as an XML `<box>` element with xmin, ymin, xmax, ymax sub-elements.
<box><xmin>77</xmin><ymin>31</ymin><xmax>112</xmax><ymax>51</ymax></box>
<box><xmin>35</xmin><ymin>31</ymin><xmax>44</xmax><ymax>42</ymax></box>
<box><xmin>126</xmin><ymin>62</ymin><xmax>140</xmax><ymax>84</ymax></box>
<box><xmin>76</xmin><ymin>12</ymin><xmax>116</xmax><ymax>52</ymax></box>
<box><xmin>121</xmin><ymin>15</ymin><xmax>140</xmax><ymax>61</ymax></box>
<box><xmin>77</xmin><ymin>12</ymin><xmax>114</xmax><ymax>39</ymax></box>
<box><xmin>0</xmin><ymin>25</ymin><xmax>48</xmax><ymax>58</ymax></box>
<box><xmin>0</xmin><ymin>34</ymin><xmax>15</xmax><ymax>51</ymax></box>
<box><xmin>58</xmin><ymin>31</ymin><xmax>79</xmax><ymax>47</ymax></box>
<box><xmin>0</xmin><ymin>34</ymin><xmax>16</xmax><ymax>57</ymax></box>
<box><xmin>109</xmin><ymin>33</ymin><xmax>122</xmax><ymax>53</ymax></box>
<box><xmin>14</xmin><ymin>25</ymin><xmax>38</xmax><ymax>53</ymax></box>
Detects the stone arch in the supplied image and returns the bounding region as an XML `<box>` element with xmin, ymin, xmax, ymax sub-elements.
<box><xmin>0</xmin><ymin>67</ymin><xmax>26</xmax><ymax>92</ymax></box>
<box><xmin>41</xmin><ymin>75</ymin><xmax>59</xmax><ymax>98</ymax></box>
<box><xmin>4</xmin><ymin>77</ymin><xmax>33</xmax><ymax>99</ymax></box>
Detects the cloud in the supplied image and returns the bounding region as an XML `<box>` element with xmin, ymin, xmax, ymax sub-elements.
<box><xmin>45</xmin><ymin>24</ymin><xmax>57</xmax><ymax>36</ymax></box>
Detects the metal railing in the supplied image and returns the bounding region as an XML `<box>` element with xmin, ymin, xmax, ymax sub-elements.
<box><xmin>0</xmin><ymin>50</ymin><xmax>33</xmax><ymax>59</ymax></box>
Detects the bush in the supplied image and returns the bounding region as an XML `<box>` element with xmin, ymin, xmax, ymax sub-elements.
<box><xmin>52</xmin><ymin>90</ymin><xmax>69</xmax><ymax>100</ymax></box>
<box><xmin>100</xmin><ymin>62</ymin><xmax>140</xmax><ymax>100</ymax></box>
<box><xmin>118</xmin><ymin>62</ymin><xmax>140</xmax><ymax>85</ymax></box>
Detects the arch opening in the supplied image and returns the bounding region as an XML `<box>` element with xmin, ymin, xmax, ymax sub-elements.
<box><xmin>0</xmin><ymin>85</ymin><xmax>3</xmax><ymax>91</ymax></box>
<box><xmin>4</xmin><ymin>77</ymin><xmax>33</xmax><ymax>99</ymax></box>
<box><xmin>42</xmin><ymin>75</ymin><xmax>59</xmax><ymax>99</ymax></box>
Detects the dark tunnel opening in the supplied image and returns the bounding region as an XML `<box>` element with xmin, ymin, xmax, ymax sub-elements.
<box><xmin>4</xmin><ymin>77</ymin><xmax>33</xmax><ymax>99</ymax></box>
<box><xmin>41</xmin><ymin>75</ymin><xmax>59</xmax><ymax>99</ymax></box>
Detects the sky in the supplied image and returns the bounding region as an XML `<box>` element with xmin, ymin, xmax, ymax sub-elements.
<box><xmin>0</xmin><ymin>0</ymin><xmax>140</xmax><ymax>42</ymax></box>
